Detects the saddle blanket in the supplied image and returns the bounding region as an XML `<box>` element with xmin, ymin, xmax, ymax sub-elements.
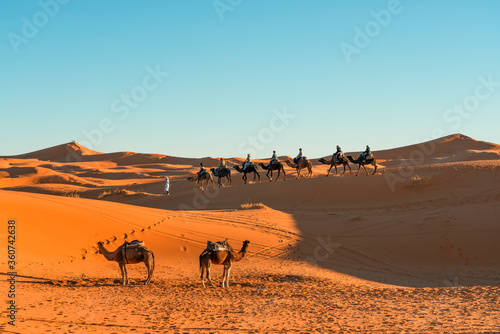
<box><xmin>122</xmin><ymin>240</ymin><xmax>145</xmax><ymax>249</ymax></box>
<box><xmin>201</xmin><ymin>239</ymin><xmax>229</xmax><ymax>256</ymax></box>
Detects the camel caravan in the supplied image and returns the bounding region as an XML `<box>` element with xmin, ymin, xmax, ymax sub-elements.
<box><xmin>188</xmin><ymin>145</ymin><xmax>378</xmax><ymax>187</ymax></box>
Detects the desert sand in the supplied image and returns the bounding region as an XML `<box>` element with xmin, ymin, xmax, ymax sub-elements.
<box><xmin>1</xmin><ymin>133</ymin><xmax>500</xmax><ymax>333</ymax></box>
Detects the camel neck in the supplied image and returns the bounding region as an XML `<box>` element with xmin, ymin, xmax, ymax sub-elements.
<box><xmin>99</xmin><ymin>245</ymin><xmax>117</xmax><ymax>261</ymax></box>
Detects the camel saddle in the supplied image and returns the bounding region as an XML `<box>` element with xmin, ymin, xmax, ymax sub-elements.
<box><xmin>122</xmin><ymin>240</ymin><xmax>145</xmax><ymax>264</ymax></box>
<box><xmin>201</xmin><ymin>239</ymin><xmax>230</xmax><ymax>256</ymax></box>
<box><xmin>295</xmin><ymin>157</ymin><xmax>307</xmax><ymax>164</ymax></box>
<box><xmin>122</xmin><ymin>240</ymin><xmax>145</xmax><ymax>250</ymax></box>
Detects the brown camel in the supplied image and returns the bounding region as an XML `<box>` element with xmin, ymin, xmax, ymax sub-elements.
<box><xmin>97</xmin><ymin>240</ymin><xmax>155</xmax><ymax>285</ymax></box>
<box><xmin>318</xmin><ymin>156</ymin><xmax>351</xmax><ymax>176</ymax></box>
<box><xmin>259</xmin><ymin>162</ymin><xmax>286</xmax><ymax>181</ymax></box>
<box><xmin>199</xmin><ymin>240</ymin><xmax>250</xmax><ymax>288</ymax></box>
<box><xmin>285</xmin><ymin>158</ymin><xmax>313</xmax><ymax>179</ymax></box>
<box><xmin>347</xmin><ymin>155</ymin><xmax>378</xmax><ymax>176</ymax></box>
<box><xmin>210</xmin><ymin>167</ymin><xmax>232</xmax><ymax>188</ymax></box>
<box><xmin>187</xmin><ymin>173</ymin><xmax>214</xmax><ymax>190</ymax></box>
<box><xmin>233</xmin><ymin>165</ymin><xmax>260</xmax><ymax>184</ymax></box>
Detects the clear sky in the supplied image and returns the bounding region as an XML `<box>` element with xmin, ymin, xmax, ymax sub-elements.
<box><xmin>1</xmin><ymin>0</ymin><xmax>499</xmax><ymax>158</ymax></box>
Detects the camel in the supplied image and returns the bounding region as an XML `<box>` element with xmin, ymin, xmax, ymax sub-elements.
<box><xmin>258</xmin><ymin>162</ymin><xmax>286</xmax><ymax>181</ymax></box>
<box><xmin>187</xmin><ymin>173</ymin><xmax>214</xmax><ymax>190</ymax></box>
<box><xmin>347</xmin><ymin>155</ymin><xmax>378</xmax><ymax>176</ymax></box>
<box><xmin>199</xmin><ymin>240</ymin><xmax>250</xmax><ymax>288</ymax></box>
<box><xmin>97</xmin><ymin>240</ymin><xmax>155</xmax><ymax>285</ymax></box>
<box><xmin>210</xmin><ymin>167</ymin><xmax>232</xmax><ymax>188</ymax></box>
<box><xmin>318</xmin><ymin>156</ymin><xmax>351</xmax><ymax>176</ymax></box>
<box><xmin>285</xmin><ymin>158</ymin><xmax>313</xmax><ymax>179</ymax></box>
<box><xmin>233</xmin><ymin>164</ymin><xmax>260</xmax><ymax>184</ymax></box>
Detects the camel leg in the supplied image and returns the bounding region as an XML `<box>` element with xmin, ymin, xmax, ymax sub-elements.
<box><xmin>200</xmin><ymin>257</ymin><xmax>206</xmax><ymax>287</ymax></box>
<box><xmin>363</xmin><ymin>165</ymin><xmax>368</xmax><ymax>175</ymax></box>
<box><xmin>266</xmin><ymin>170</ymin><xmax>271</xmax><ymax>181</ymax></box>
<box><xmin>119</xmin><ymin>263</ymin><xmax>128</xmax><ymax>285</ymax></box>
<box><xmin>206</xmin><ymin>262</ymin><xmax>215</xmax><ymax>288</ymax></box>
<box><xmin>144</xmin><ymin>261</ymin><xmax>151</xmax><ymax>284</ymax></box>
<box><xmin>334</xmin><ymin>165</ymin><xmax>338</xmax><ymax>175</ymax></box>
<box><xmin>221</xmin><ymin>263</ymin><xmax>227</xmax><ymax>288</ymax></box>
<box><xmin>201</xmin><ymin>266</ymin><xmax>205</xmax><ymax>287</ymax></box>
<box><xmin>356</xmin><ymin>165</ymin><xmax>361</xmax><ymax>176</ymax></box>
<box><xmin>373</xmin><ymin>164</ymin><xmax>378</xmax><ymax>175</ymax></box>
<box><xmin>223</xmin><ymin>262</ymin><xmax>232</xmax><ymax>288</ymax></box>
<box><xmin>144</xmin><ymin>254</ymin><xmax>154</xmax><ymax>284</ymax></box>
<box><xmin>326</xmin><ymin>166</ymin><xmax>332</xmax><ymax>177</ymax></box>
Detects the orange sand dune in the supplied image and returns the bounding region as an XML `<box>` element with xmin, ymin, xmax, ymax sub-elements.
<box><xmin>1</xmin><ymin>134</ymin><xmax>500</xmax><ymax>332</ymax></box>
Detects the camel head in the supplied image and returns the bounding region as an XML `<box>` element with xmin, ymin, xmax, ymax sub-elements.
<box><xmin>242</xmin><ymin>240</ymin><xmax>250</xmax><ymax>251</ymax></box>
<box><xmin>187</xmin><ymin>176</ymin><xmax>196</xmax><ymax>182</ymax></box>
<box><xmin>97</xmin><ymin>241</ymin><xmax>104</xmax><ymax>254</ymax></box>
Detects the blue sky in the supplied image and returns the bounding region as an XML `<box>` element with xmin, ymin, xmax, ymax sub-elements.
<box><xmin>1</xmin><ymin>0</ymin><xmax>499</xmax><ymax>158</ymax></box>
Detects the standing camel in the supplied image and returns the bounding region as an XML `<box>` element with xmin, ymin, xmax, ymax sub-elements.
<box><xmin>258</xmin><ymin>162</ymin><xmax>286</xmax><ymax>181</ymax></box>
<box><xmin>285</xmin><ymin>158</ymin><xmax>313</xmax><ymax>179</ymax></box>
<box><xmin>187</xmin><ymin>173</ymin><xmax>214</xmax><ymax>190</ymax></box>
<box><xmin>210</xmin><ymin>168</ymin><xmax>232</xmax><ymax>188</ymax></box>
<box><xmin>233</xmin><ymin>165</ymin><xmax>260</xmax><ymax>184</ymax></box>
<box><xmin>318</xmin><ymin>156</ymin><xmax>351</xmax><ymax>176</ymax></box>
<box><xmin>347</xmin><ymin>155</ymin><xmax>378</xmax><ymax>176</ymax></box>
<box><xmin>199</xmin><ymin>240</ymin><xmax>250</xmax><ymax>288</ymax></box>
<box><xmin>97</xmin><ymin>241</ymin><xmax>155</xmax><ymax>285</ymax></box>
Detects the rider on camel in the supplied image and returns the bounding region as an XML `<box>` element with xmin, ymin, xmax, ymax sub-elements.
<box><xmin>333</xmin><ymin>145</ymin><xmax>343</xmax><ymax>162</ymax></box>
<box><xmin>268</xmin><ymin>150</ymin><xmax>278</xmax><ymax>168</ymax></box>
<box><xmin>215</xmin><ymin>158</ymin><xmax>226</xmax><ymax>176</ymax></box>
<box><xmin>242</xmin><ymin>154</ymin><xmax>251</xmax><ymax>170</ymax></box>
<box><xmin>294</xmin><ymin>148</ymin><xmax>303</xmax><ymax>165</ymax></box>
<box><xmin>360</xmin><ymin>145</ymin><xmax>371</xmax><ymax>162</ymax></box>
<box><xmin>197</xmin><ymin>163</ymin><xmax>206</xmax><ymax>180</ymax></box>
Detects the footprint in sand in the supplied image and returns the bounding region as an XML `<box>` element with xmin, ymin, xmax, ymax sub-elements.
<box><xmin>80</xmin><ymin>249</ymin><xmax>87</xmax><ymax>259</ymax></box>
